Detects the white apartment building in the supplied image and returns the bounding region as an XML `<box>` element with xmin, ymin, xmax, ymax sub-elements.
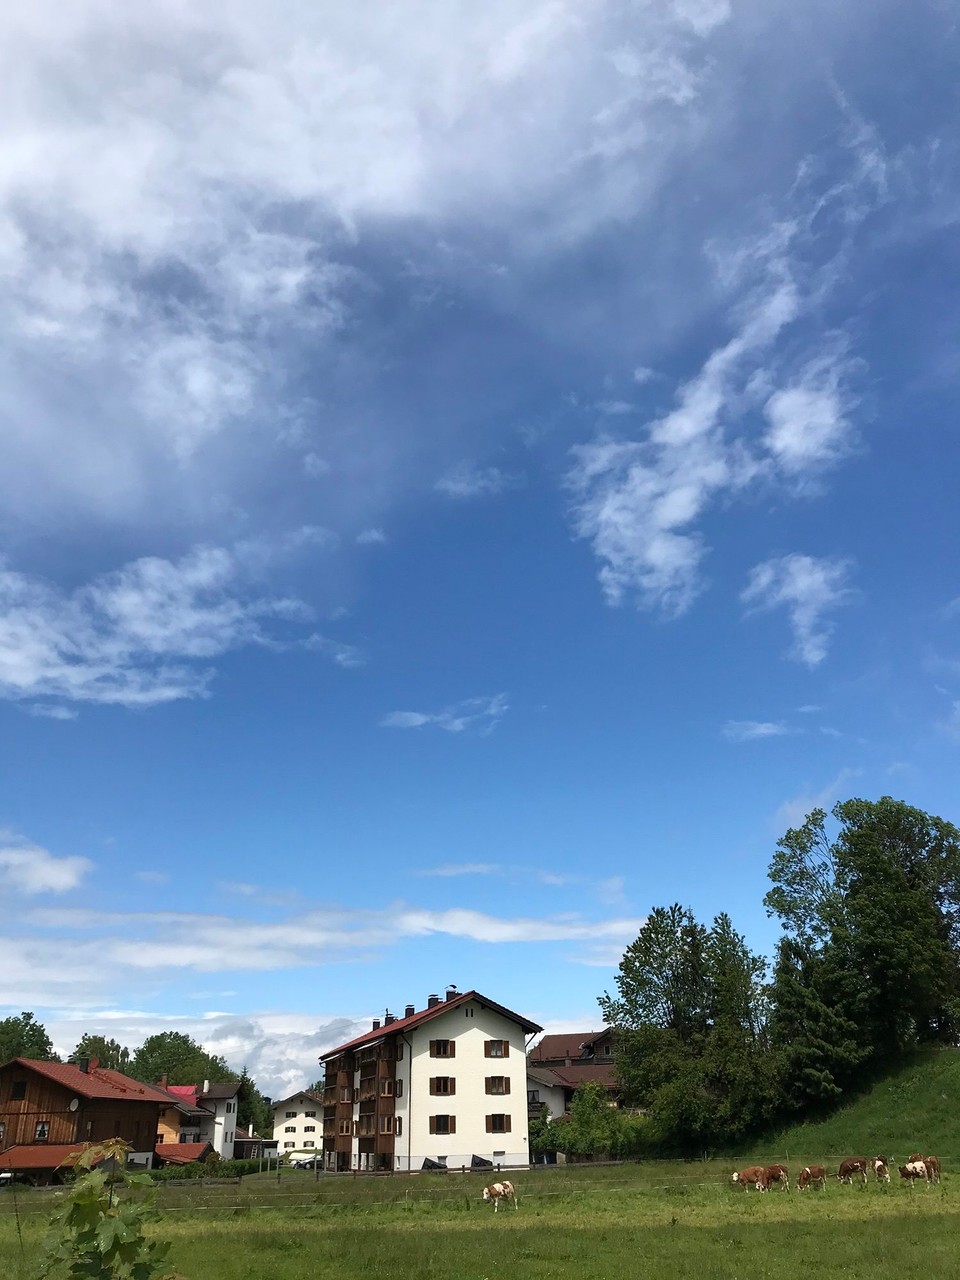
<box><xmin>320</xmin><ymin>989</ymin><xmax>542</xmax><ymax>1173</ymax></box>
<box><xmin>271</xmin><ymin>1090</ymin><xmax>324</xmax><ymax>1157</ymax></box>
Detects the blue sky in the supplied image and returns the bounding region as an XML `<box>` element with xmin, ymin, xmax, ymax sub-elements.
<box><xmin>1</xmin><ymin>0</ymin><xmax>959</xmax><ymax>1094</ymax></box>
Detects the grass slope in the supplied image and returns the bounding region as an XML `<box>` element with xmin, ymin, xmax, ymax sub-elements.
<box><xmin>745</xmin><ymin>1049</ymin><xmax>960</xmax><ymax>1162</ymax></box>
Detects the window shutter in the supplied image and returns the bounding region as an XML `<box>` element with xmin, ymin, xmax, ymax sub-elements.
<box><xmin>484</xmin><ymin>1078</ymin><xmax>492</xmax><ymax>1095</ymax></box>
<box><xmin>429</xmin><ymin>1116</ymin><xmax>436</xmax><ymax>1135</ymax></box>
<box><xmin>505</xmin><ymin>1115</ymin><xmax>512</xmax><ymax>1133</ymax></box>
<box><xmin>504</xmin><ymin>1078</ymin><xmax>511</xmax><ymax>1095</ymax></box>
<box><xmin>429</xmin><ymin>1040</ymin><xmax>436</xmax><ymax>1057</ymax></box>
<box><xmin>449</xmin><ymin>1041</ymin><xmax>456</xmax><ymax>1058</ymax></box>
<box><xmin>396</xmin><ymin>1079</ymin><xmax>403</xmax><ymax>1097</ymax></box>
<box><xmin>485</xmin><ymin>1115</ymin><xmax>492</xmax><ymax>1133</ymax></box>
<box><xmin>429</xmin><ymin>1078</ymin><xmax>437</xmax><ymax>1096</ymax></box>
<box><xmin>502</xmin><ymin>1041</ymin><xmax>510</xmax><ymax>1057</ymax></box>
<box><xmin>449</xmin><ymin>1079</ymin><xmax>456</xmax><ymax>1096</ymax></box>
<box><xmin>396</xmin><ymin>1117</ymin><xmax>402</xmax><ymax>1137</ymax></box>
<box><xmin>449</xmin><ymin>1116</ymin><xmax>456</xmax><ymax>1135</ymax></box>
<box><xmin>484</xmin><ymin>1041</ymin><xmax>491</xmax><ymax>1058</ymax></box>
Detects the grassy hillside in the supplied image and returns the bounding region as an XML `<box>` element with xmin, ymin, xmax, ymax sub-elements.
<box><xmin>743</xmin><ymin>1049</ymin><xmax>960</xmax><ymax>1162</ymax></box>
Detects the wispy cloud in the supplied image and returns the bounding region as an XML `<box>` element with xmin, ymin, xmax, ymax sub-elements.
<box><xmin>379</xmin><ymin>694</ymin><xmax>508</xmax><ymax>735</ymax></box>
<box><xmin>741</xmin><ymin>553</ymin><xmax>855</xmax><ymax>667</ymax></box>
<box><xmin>596</xmin><ymin>875</ymin><xmax>627</xmax><ymax>906</ymax></box>
<box><xmin>0</xmin><ymin>544</ymin><xmax>347</xmax><ymax>708</ymax></box>
<box><xmin>24</xmin><ymin>704</ymin><xmax>78</xmax><ymax>721</ymax></box>
<box><xmin>763</xmin><ymin>345</ymin><xmax>859</xmax><ymax>481</ymax></box>
<box><xmin>434</xmin><ymin>464</ymin><xmax>522</xmax><ymax>500</ymax></box>
<box><xmin>0</xmin><ymin>833</ymin><xmax>91</xmax><ymax>895</ymax></box>
<box><xmin>355</xmin><ymin>528</ymin><xmax>386</xmax><ymax>546</ymax></box>
<box><xmin>416</xmin><ymin>863</ymin><xmax>501</xmax><ymax>878</ymax></box>
<box><xmin>722</xmin><ymin>719</ymin><xmax>790</xmax><ymax>742</ymax></box>
<box><xmin>775</xmin><ymin>766</ymin><xmax>862</xmax><ymax>829</ymax></box>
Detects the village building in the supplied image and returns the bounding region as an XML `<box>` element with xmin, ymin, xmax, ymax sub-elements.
<box><xmin>320</xmin><ymin>989</ymin><xmax>541</xmax><ymax>1173</ymax></box>
<box><xmin>271</xmin><ymin>1089</ymin><xmax>324</xmax><ymax>1157</ymax></box>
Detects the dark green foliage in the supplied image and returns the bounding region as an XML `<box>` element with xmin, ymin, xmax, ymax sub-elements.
<box><xmin>130</xmin><ymin>1032</ymin><xmax>235</xmax><ymax>1087</ymax></box>
<box><xmin>0</xmin><ymin>1012</ymin><xmax>58</xmax><ymax>1063</ymax></box>
<box><xmin>547</xmin><ymin>1083</ymin><xmax>649</xmax><ymax>1160</ymax></box>
<box><xmin>235</xmin><ymin>1066</ymin><xmax>271</xmax><ymax>1136</ymax></box>
<box><xmin>151</xmin><ymin>1157</ymin><xmax>265</xmax><ymax>1181</ymax></box>
<box><xmin>70</xmin><ymin>1034</ymin><xmax>131</xmax><ymax>1072</ymax></box>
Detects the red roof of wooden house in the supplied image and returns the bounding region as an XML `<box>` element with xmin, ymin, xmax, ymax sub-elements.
<box><xmin>2</xmin><ymin>1059</ymin><xmax>171</xmax><ymax>1105</ymax></box>
<box><xmin>154</xmin><ymin>1142</ymin><xmax>213</xmax><ymax>1165</ymax></box>
<box><xmin>0</xmin><ymin>1144</ymin><xmax>106</xmax><ymax>1170</ymax></box>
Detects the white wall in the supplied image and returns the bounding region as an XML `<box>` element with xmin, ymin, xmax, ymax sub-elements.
<box><xmin>272</xmin><ymin>1093</ymin><xmax>322</xmax><ymax>1157</ymax></box>
<box><xmin>392</xmin><ymin>999</ymin><xmax>530</xmax><ymax>1172</ymax></box>
<box><xmin>526</xmin><ymin>1075</ymin><xmax>566</xmax><ymax>1125</ymax></box>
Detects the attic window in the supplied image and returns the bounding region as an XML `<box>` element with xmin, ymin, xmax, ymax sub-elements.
<box><xmin>11</xmin><ymin>1082</ymin><xmax>26</xmax><ymax>1101</ymax></box>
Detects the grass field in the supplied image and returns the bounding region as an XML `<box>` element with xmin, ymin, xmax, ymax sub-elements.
<box><xmin>1</xmin><ymin>1160</ymin><xmax>956</xmax><ymax>1279</ymax></box>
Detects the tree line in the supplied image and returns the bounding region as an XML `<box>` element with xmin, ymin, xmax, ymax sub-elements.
<box><xmin>0</xmin><ymin>1021</ymin><xmax>273</xmax><ymax>1137</ymax></box>
<box><xmin>600</xmin><ymin>796</ymin><xmax>960</xmax><ymax>1154</ymax></box>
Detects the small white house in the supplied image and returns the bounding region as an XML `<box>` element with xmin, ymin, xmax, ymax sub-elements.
<box><xmin>271</xmin><ymin>1090</ymin><xmax>324</xmax><ymax>1157</ymax></box>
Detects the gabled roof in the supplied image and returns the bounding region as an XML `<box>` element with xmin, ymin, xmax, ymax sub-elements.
<box><xmin>528</xmin><ymin>1030</ymin><xmax>610</xmax><ymax>1064</ymax></box>
<box><xmin>154</xmin><ymin>1142</ymin><xmax>213</xmax><ymax>1165</ymax></box>
<box><xmin>0</xmin><ymin>1144</ymin><xmax>106</xmax><ymax>1170</ymax></box>
<box><xmin>526</xmin><ymin>1065</ymin><xmax>567</xmax><ymax>1090</ymax></box>
<box><xmin>1</xmin><ymin>1059</ymin><xmax>170</xmax><ymax>1105</ymax></box>
<box><xmin>546</xmin><ymin>1063</ymin><xmax>618</xmax><ymax>1091</ymax></box>
<box><xmin>321</xmin><ymin>991</ymin><xmax>542</xmax><ymax>1060</ymax></box>
<box><xmin>199</xmin><ymin>1082</ymin><xmax>239</xmax><ymax>1101</ymax></box>
<box><xmin>271</xmin><ymin>1089</ymin><xmax>324</xmax><ymax>1111</ymax></box>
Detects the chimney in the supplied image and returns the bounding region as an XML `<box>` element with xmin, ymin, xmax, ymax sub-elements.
<box><xmin>159</xmin><ymin>1074</ymin><xmax>169</xmax><ymax>1089</ymax></box>
<box><xmin>384</xmin><ymin>1011</ymin><xmax>396</xmax><ymax>1025</ymax></box>
<box><xmin>89</xmin><ymin>1057</ymin><xmax>100</xmax><ymax>1072</ymax></box>
<box><xmin>76</xmin><ymin>1058</ymin><xmax>90</xmax><ymax>1075</ymax></box>
<box><xmin>404</xmin><ymin>1004</ymin><xmax>415</xmax><ymax>1019</ymax></box>
<box><xmin>202</xmin><ymin>1079</ymin><xmax>210</xmax><ymax>1094</ymax></box>
<box><xmin>445</xmin><ymin>987</ymin><xmax>458</xmax><ymax>1001</ymax></box>
<box><xmin>427</xmin><ymin>994</ymin><xmax>440</xmax><ymax>1008</ymax></box>
<box><xmin>372</xmin><ymin>1018</ymin><xmax>381</xmax><ymax>1031</ymax></box>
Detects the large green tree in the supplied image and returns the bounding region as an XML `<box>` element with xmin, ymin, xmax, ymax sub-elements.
<box><xmin>70</xmin><ymin>1034</ymin><xmax>131</xmax><ymax>1072</ymax></box>
<box><xmin>766</xmin><ymin>797</ymin><xmax>960</xmax><ymax>1079</ymax></box>
<box><xmin>236</xmin><ymin>1066</ymin><xmax>272</xmax><ymax>1136</ymax></box>
<box><xmin>130</xmin><ymin>1032</ymin><xmax>235</xmax><ymax>1087</ymax></box>
<box><xmin>0</xmin><ymin>1011</ymin><xmax>58</xmax><ymax>1063</ymax></box>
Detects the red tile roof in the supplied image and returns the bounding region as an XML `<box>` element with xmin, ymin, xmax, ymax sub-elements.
<box><xmin>154</xmin><ymin>1143</ymin><xmax>212</xmax><ymax>1165</ymax></box>
<box><xmin>529</xmin><ymin>1031</ymin><xmax>605</xmax><ymax>1064</ymax></box>
<box><xmin>4</xmin><ymin>1059</ymin><xmax>171</xmax><ymax>1104</ymax></box>
<box><xmin>164</xmin><ymin>1085</ymin><xmax>199</xmax><ymax>1108</ymax></box>
<box><xmin>547</xmin><ymin>1063</ymin><xmax>618</xmax><ymax>1090</ymax></box>
<box><xmin>0</xmin><ymin>1144</ymin><xmax>106</xmax><ymax>1170</ymax></box>
<box><xmin>321</xmin><ymin>990</ymin><xmax>542</xmax><ymax>1059</ymax></box>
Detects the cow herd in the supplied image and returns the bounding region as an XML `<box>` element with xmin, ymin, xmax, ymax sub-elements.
<box><xmin>732</xmin><ymin>1154</ymin><xmax>942</xmax><ymax>1192</ymax></box>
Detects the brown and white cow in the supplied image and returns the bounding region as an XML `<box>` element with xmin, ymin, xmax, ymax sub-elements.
<box><xmin>796</xmin><ymin>1165</ymin><xmax>826</xmax><ymax>1191</ymax></box>
<box><xmin>761</xmin><ymin>1164</ymin><xmax>790</xmax><ymax>1192</ymax></box>
<box><xmin>873</xmin><ymin>1157</ymin><xmax>890</xmax><ymax>1183</ymax></box>
<box><xmin>908</xmin><ymin>1154</ymin><xmax>941</xmax><ymax>1184</ymax></box>
<box><xmin>482</xmin><ymin>1180</ymin><xmax>517</xmax><ymax>1211</ymax></box>
<box><xmin>731</xmin><ymin>1166</ymin><xmax>765</xmax><ymax>1191</ymax></box>
<box><xmin>837</xmin><ymin>1157</ymin><xmax>868</xmax><ymax>1185</ymax></box>
<box><xmin>899</xmin><ymin>1161</ymin><xmax>927</xmax><ymax>1188</ymax></box>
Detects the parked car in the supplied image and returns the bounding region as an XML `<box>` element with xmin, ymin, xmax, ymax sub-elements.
<box><xmin>289</xmin><ymin>1154</ymin><xmax>321</xmax><ymax>1169</ymax></box>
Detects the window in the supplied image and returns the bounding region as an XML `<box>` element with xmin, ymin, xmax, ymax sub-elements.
<box><xmin>304</xmin><ymin>1140</ymin><xmax>315</xmax><ymax>1148</ymax></box>
<box><xmin>284</xmin><ymin>1141</ymin><xmax>296</xmax><ymax>1149</ymax></box>
<box><xmin>429</xmin><ymin>1077</ymin><xmax>455</xmax><ymax>1096</ymax></box>
<box><xmin>11</xmin><ymin>1081</ymin><xmax>26</xmax><ymax>1101</ymax></box>
<box><xmin>485</xmin><ymin>1076</ymin><xmax>510</xmax><ymax>1095</ymax></box>
<box><xmin>396</xmin><ymin>1043</ymin><xmax>403</xmax><ymax>1061</ymax></box>
<box><xmin>285</xmin><ymin>1111</ymin><xmax>297</xmax><ymax>1118</ymax></box>
<box><xmin>305</xmin><ymin>1111</ymin><xmax>316</xmax><ymax>1118</ymax></box>
<box><xmin>0</xmin><ymin>1122</ymin><xmax>5</xmax><ymax>1144</ymax></box>
<box><xmin>527</xmin><ymin>1090</ymin><xmax>540</xmax><ymax>1105</ymax></box>
<box><xmin>338</xmin><ymin>1120</ymin><xmax>351</xmax><ymax>1136</ymax></box>
<box><xmin>395</xmin><ymin>1117</ymin><xmax>402</xmax><ymax>1137</ymax></box>
<box><xmin>304</xmin><ymin>1125</ymin><xmax>316</xmax><ymax>1133</ymax></box>
<box><xmin>226</xmin><ymin>1132</ymin><xmax>233</xmax><ymax>1144</ymax></box>
<box><xmin>285</xmin><ymin>1126</ymin><xmax>296</xmax><ymax>1133</ymax></box>
<box><xmin>428</xmin><ymin>1115</ymin><xmax>455</xmax><ymax>1135</ymax></box>
<box><xmin>395</xmin><ymin>1079</ymin><xmax>403</xmax><ymax>1098</ymax></box>
<box><xmin>429</xmin><ymin>1039</ymin><xmax>454</xmax><ymax>1058</ymax></box>
<box><xmin>484</xmin><ymin>1040</ymin><xmax>509</xmax><ymax>1058</ymax></box>
<box><xmin>35</xmin><ymin>1121</ymin><xmax>50</xmax><ymax>1142</ymax></box>
<box><xmin>464</xmin><ymin>1007</ymin><xmax>474</xmax><ymax>1018</ymax></box>
<box><xmin>379</xmin><ymin>1115</ymin><xmax>394</xmax><ymax>1134</ymax></box>
<box><xmin>339</xmin><ymin>1086</ymin><xmax>351</xmax><ymax>1102</ymax></box>
<box><xmin>485</xmin><ymin>1114</ymin><xmax>512</xmax><ymax>1134</ymax></box>
<box><xmin>225</xmin><ymin>1102</ymin><xmax>234</xmax><ymax>1114</ymax></box>
<box><xmin>380</xmin><ymin>1080</ymin><xmax>394</xmax><ymax>1097</ymax></box>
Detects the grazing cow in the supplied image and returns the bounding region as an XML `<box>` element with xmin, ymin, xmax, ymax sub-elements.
<box><xmin>796</xmin><ymin>1165</ymin><xmax>826</xmax><ymax>1191</ymax></box>
<box><xmin>837</xmin><ymin>1157</ymin><xmax>868</xmax><ymax>1185</ymax></box>
<box><xmin>761</xmin><ymin>1164</ymin><xmax>791</xmax><ymax>1192</ymax></box>
<box><xmin>898</xmin><ymin>1161</ymin><xmax>927</xmax><ymax>1188</ymax></box>
<box><xmin>731</xmin><ymin>1166</ymin><xmax>765</xmax><ymax>1191</ymax></box>
<box><xmin>482</xmin><ymin>1180</ymin><xmax>517</xmax><ymax>1212</ymax></box>
<box><xmin>873</xmin><ymin>1157</ymin><xmax>890</xmax><ymax>1183</ymax></box>
<box><xmin>908</xmin><ymin>1154</ymin><xmax>941</xmax><ymax>1184</ymax></box>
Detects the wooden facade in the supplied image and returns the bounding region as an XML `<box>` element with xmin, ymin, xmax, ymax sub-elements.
<box><xmin>323</xmin><ymin>1038</ymin><xmax>399</xmax><ymax>1172</ymax></box>
<box><xmin>0</xmin><ymin>1062</ymin><xmax>163</xmax><ymax>1160</ymax></box>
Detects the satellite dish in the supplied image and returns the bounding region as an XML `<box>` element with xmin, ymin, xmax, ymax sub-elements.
<box><xmin>69</xmin><ymin>1098</ymin><xmax>80</xmax><ymax>1112</ymax></box>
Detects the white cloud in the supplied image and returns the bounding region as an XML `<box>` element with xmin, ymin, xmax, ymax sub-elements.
<box><xmin>0</xmin><ymin>543</ymin><xmax>347</xmax><ymax>708</ymax></box>
<box><xmin>774</xmin><ymin>766</ymin><xmax>862</xmax><ymax>830</ymax></box>
<box><xmin>379</xmin><ymin>694</ymin><xmax>508</xmax><ymax>734</ymax></box>
<box><xmin>596</xmin><ymin>875</ymin><xmax>626</xmax><ymax>906</ymax></box>
<box><xmin>741</xmin><ymin>553</ymin><xmax>855</xmax><ymax>667</ymax></box>
<box><xmin>416</xmin><ymin>863</ymin><xmax>501</xmax><ymax>878</ymax></box>
<box><xmin>763</xmin><ymin>347</ymin><xmax>858</xmax><ymax>478</ymax></box>
<box><xmin>0</xmin><ymin>834</ymin><xmax>91</xmax><ymax>894</ymax></box>
<box><xmin>355</xmin><ymin>528</ymin><xmax>386</xmax><ymax>546</ymax></box>
<box><xmin>434</xmin><ymin>464</ymin><xmax>521</xmax><ymax>500</ymax></box>
<box><xmin>633</xmin><ymin>366</ymin><xmax>656</xmax><ymax>385</ymax></box>
<box><xmin>722</xmin><ymin>719</ymin><xmax>790</xmax><ymax>742</ymax></box>
<box><xmin>24</xmin><ymin>704</ymin><xmax>78</xmax><ymax>721</ymax></box>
